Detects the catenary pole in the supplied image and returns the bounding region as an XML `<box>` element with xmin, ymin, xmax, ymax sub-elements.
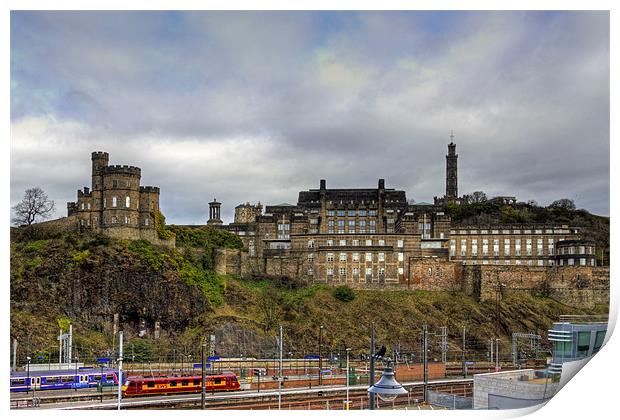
<box><xmin>117</xmin><ymin>331</ymin><xmax>123</xmax><ymax>410</ymax></box>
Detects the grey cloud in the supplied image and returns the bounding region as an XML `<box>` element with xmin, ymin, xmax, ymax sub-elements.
<box><xmin>10</xmin><ymin>11</ymin><xmax>610</xmax><ymax>222</ymax></box>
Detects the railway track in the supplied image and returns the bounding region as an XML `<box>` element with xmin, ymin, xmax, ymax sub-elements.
<box><xmin>41</xmin><ymin>378</ymin><xmax>472</xmax><ymax>410</ymax></box>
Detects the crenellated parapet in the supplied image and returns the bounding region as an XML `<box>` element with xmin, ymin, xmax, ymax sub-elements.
<box><xmin>103</xmin><ymin>165</ymin><xmax>142</xmax><ymax>176</ymax></box>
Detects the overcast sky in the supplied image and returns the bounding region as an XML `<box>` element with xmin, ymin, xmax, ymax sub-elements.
<box><xmin>10</xmin><ymin>11</ymin><xmax>609</xmax><ymax>224</ymax></box>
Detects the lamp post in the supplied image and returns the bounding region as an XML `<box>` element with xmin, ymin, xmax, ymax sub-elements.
<box><xmin>26</xmin><ymin>357</ymin><xmax>31</xmax><ymax>395</ymax></box>
<box><xmin>318</xmin><ymin>325</ymin><xmax>323</xmax><ymax>386</ymax></box>
<box><xmin>368</xmin><ymin>358</ymin><xmax>407</xmax><ymax>409</ymax></box>
<box><xmin>345</xmin><ymin>348</ymin><xmax>351</xmax><ymax>410</ymax></box>
<box><xmin>369</xmin><ymin>323</ymin><xmax>375</xmax><ymax>410</ymax></box>
<box><xmin>201</xmin><ymin>339</ymin><xmax>206</xmax><ymax>410</ymax></box>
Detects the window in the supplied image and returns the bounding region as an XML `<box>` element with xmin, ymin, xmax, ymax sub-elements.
<box><xmin>307</xmin><ymin>254</ymin><xmax>314</xmax><ymax>263</ymax></box>
<box><xmin>504</xmin><ymin>260</ymin><xmax>511</xmax><ymax>265</ymax></box>
<box><xmin>526</xmin><ymin>239</ymin><xmax>532</xmax><ymax>256</ymax></box>
<box><xmin>568</xmin><ymin>258</ymin><xmax>575</xmax><ymax>266</ymax></box>
<box><xmin>327</xmin><ymin>240</ymin><xmax>333</xmax><ymax>246</ymax></box>
<box><xmin>359</xmin><ymin>220</ymin><xmax>366</xmax><ymax>228</ymax></box>
<box><xmin>339</xmin><ymin>253</ymin><xmax>347</xmax><ymax>262</ymax></box>
<box><xmin>348</xmin><ymin>220</ymin><xmax>355</xmax><ymax>232</ymax></box>
<box><xmin>348</xmin><ymin>210</ymin><xmax>356</xmax><ymax>217</ymax></box>
<box><xmin>170</xmin><ymin>381</ymin><xmax>177</xmax><ymax>387</ymax></box>
<box><xmin>515</xmin><ymin>239</ymin><xmax>521</xmax><ymax>256</ymax></box>
<box><xmin>352</xmin><ymin>253</ymin><xmax>360</xmax><ymax>262</ymax></box>
<box><xmin>352</xmin><ymin>240</ymin><xmax>360</xmax><ymax>246</ymax></box>
<box><xmin>554</xmin><ymin>341</ymin><xmax>573</xmax><ymax>358</ymax></box>
<box><xmin>327</xmin><ymin>253</ymin><xmax>334</xmax><ymax>262</ymax></box>
<box><xmin>482</xmin><ymin>239</ymin><xmax>488</xmax><ymax>257</ymax></box>
<box><xmin>328</xmin><ymin>210</ymin><xmax>335</xmax><ymax>216</ymax></box>
<box><xmin>124</xmin><ymin>216</ymin><xmax>130</xmax><ymax>224</ymax></box>
<box><xmin>593</xmin><ymin>331</ymin><xmax>606</xmax><ymax>353</ymax></box>
<box><xmin>537</xmin><ymin>238</ymin><xmax>543</xmax><ymax>256</ymax></box>
<box><xmin>310</xmin><ymin>218</ymin><xmax>318</xmax><ymax>225</ymax></box>
<box><xmin>378</xmin><ymin>253</ymin><xmax>385</xmax><ymax>262</ymax></box>
<box><xmin>427</xmin><ymin>268</ymin><xmax>432</xmax><ymax>276</ymax></box>
<box><xmin>87</xmin><ymin>203</ymin><xmax>91</xmax><ymax>210</ymax></box>
<box><xmin>352</xmin><ymin>267</ymin><xmax>359</xmax><ymax>276</ymax></box>
<box><xmin>369</xmin><ymin>220</ymin><xmax>376</xmax><ymax>227</ymax></box>
<box><xmin>504</xmin><ymin>239</ymin><xmax>510</xmax><ymax>256</ymax></box>
<box><xmin>338</xmin><ymin>220</ymin><xmax>345</xmax><ymax>228</ymax></box>
<box><xmin>81</xmin><ymin>202</ymin><xmax>85</xmax><ymax>210</ymax></box>
<box><xmin>339</xmin><ymin>267</ymin><xmax>347</xmax><ymax>276</ymax></box>
<box><xmin>365</xmin><ymin>252</ymin><xmax>372</xmax><ymax>262</ymax></box>
<box><xmin>378</xmin><ymin>239</ymin><xmax>385</xmax><ymax>246</ymax></box>
<box><xmin>249</xmin><ymin>240</ymin><xmax>255</xmax><ymax>257</ymax></box>
<box><xmin>387</xmin><ymin>218</ymin><xmax>394</xmax><ymax>224</ymax></box>
<box><xmin>515</xmin><ymin>259</ymin><xmax>522</xmax><ymax>265</ymax></box>
<box><xmin>493</xmin><ymin>239</ymin><xmax>499</xmax><ymax>257</ymax></box>
<box><xmin>112</xmin><ymin>196</ymin><xmax>117</xmax><ymax>207</ymax></box>
<box><xmin>548</xmin><ymin>239</ymin><xmax>554</xmax><ymax>255</ymax></box>
<box><xmin>126</xmin><ymin>196</ymin><xmax>130</xmax><ymax>208</ymax></box>
<box><xmin>328</xmin><ymin>220</ymin><xmax>335</xmax><ymax>227</ymax></box>
<box><xmin>397</xmin><ymin>239</ymin><xmax>404</xmax><ymax>248</ymax></box>
<box><xmin>337</xmin><ymin>210</ymin><xmax>346</xmax><ymax>216</ymax></box>
<box><xmin>308</xmin><ymin>240</ymin><xmax>314</xmax><ymax>249</ymax></box>
<box><xmin>577</xmin><ymin>332</ymin><xmax>592</xmax><ymax>357</ymax></box>
<box><xmin>450</xmin><ymin>240</ymin><xmax>456</xmax><ymax>257</ymax></box>
<box><xmin>369</xmin><ymin>210</ymin><xmax>377</xmax><ymax>216</ymax></box>
<box><xmin>579</xmin><ymin>246</ymin><xmax>585</xmax><ymax>254</ymax></box>
<box><xmin>359</xmin><ymin>210</ymin><xmax>367</xmax><ymax>216</ymax></box>
<box><xmin>365</xmin><ymin>267</ymin><xmax>372</xmax><ymax>276</ymax></box>
<box><xmin>527</xmin><ymin>259</ymin><xmax>532</xmax><ymax>266</ymax></box>
<box><xmin>327</xmin><ymin>267</ymin><xmax>334</xmax><ymax>276</ymax></box>
<box><xmin>147</xmin><ymin>381</ymin><xmax>155</xmax><ymax>388</ymax></box>
<box><xmin>580</xmin><ymin>258</ymin><xmax>586</xmax><ymax>266</ymax></box>
<box><xmin>113</xmin><ymin>180</ymin><xmax>118</xmax><ymax>188</ymax></box>
<box><xmin>144</xmin><ymin>218</ymin><xmax>149</xmax><ymax>226</ymax></box>
<box><xmin>339</xmin><ymin>239</ymin><xmax>346</xmax><ymax>246</ymax></box>
<box><xmin>537</xmin><ymin>259</ymin><xmax>543</xmax><ymax>266</ymax></box>
<box><xmin>460</xmin><ymin>239</ymin><xmax>467</xmax><ymax>257</ymax></box>
<box><xmin>398</xmin><ymin>252</ymin><xmax>404</xmax><ymax>262</ymax></box>
<box><xmin>379</xmin><ymin>267</ymin><xmax>385</xmax><ymax>276</ymax></box>
<box><xmin>365</xmin><ymin>239</ymin><xmax>372</xmax><ymax>246</ymax></box>
<box><xmin>398</xmin><ymin>267</ymin><xmax>404</xmax><ymax>275</ymax></box>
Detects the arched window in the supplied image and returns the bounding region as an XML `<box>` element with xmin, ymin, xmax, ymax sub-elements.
<box><xmin>126</xmin><ymin>196</ymin><xmax>130</xmax><ymax>208</ymax></box>
<box><xmin>112</xmin><ymin>196</ymin><xmax>117</xmax><ymax>207</ymax></box>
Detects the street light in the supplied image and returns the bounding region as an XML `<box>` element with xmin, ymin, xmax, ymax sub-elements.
<box><xmin>367</xmin><ymin>358</ymin><xmax>407</xmax><ymax>404</ymax></box>
<box><xmin>26</xmin><ymin>357</ymin><xmax>31</xmax><ymax>396</ymax></box>
<box><xmin>345</xmin><ymin>348</ymin><xmax>351</xmax><ymax>410</ymax></box>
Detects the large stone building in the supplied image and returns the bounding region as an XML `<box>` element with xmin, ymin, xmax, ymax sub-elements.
<box><xmin>64</xmin><ymin>151</ymin><xmax>174</xmax><ymax>246</ymax></box>
<box><xmin>213</xmin><ymin>141</ymin><xmax>599</xmax><ymax>288</ymax></box>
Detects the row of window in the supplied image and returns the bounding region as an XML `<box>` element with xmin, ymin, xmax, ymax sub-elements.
<box><xmin>327</xmin><ymin>210</ymin><xmax>379</xmax><ymax>217</ymax></box>
<box><xmin>450</xmin><ymin>238</ymin><xmax>562</xmax><ymax>257</ymax></box>
<box><xmin>327</xmin><ymin>228</ymin><xmax>380</xmax><ymax>234</ymax></box>
<box><xmin>311</xmin><ymin>266</ymin><xmax>404</xmax><ymax>276</ymax></box>
<box><xmin>309</xmin><ymin>239</ymin><xmax>405</xmax><ymax>248</ymax></box>
<box><xmin>317</xmin><ymin>252</ymin><xmax>405</xmax><ymax>263</ymax></box>
<box><xmin>462</xmin><ymin>258</ymin><xmax>595</xmax><ymax>266</ymax></box>
<box><xmin>451</xmin><ymin>228</ymin><xmax>571</xmax><ymax>235</ymax></box>
<box><xmin>103</xmin><ymin>196</ymin><xmax>131</xmax><ymax>209</ymax></box>
<box><xmin>558</xmin><ymin>246</ymin><xmax>595</xmax><ymax>255</ymax></box>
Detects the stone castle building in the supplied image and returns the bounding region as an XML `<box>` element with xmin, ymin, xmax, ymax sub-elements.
<box><xmin>63</xmin><ymin>151</ymin><xmax>174</xmax><ymax>246</ymax></box>
<box><xmin>211</xmin><ymin>141</ymin><xmax>600</xmax><ymax>289</ymax></box>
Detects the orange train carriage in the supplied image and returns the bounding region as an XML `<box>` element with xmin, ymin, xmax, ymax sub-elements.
<box><xmin>122</xmin><ymin>373</ymin><xmax>240</xmax><ymax>397</ymax></box>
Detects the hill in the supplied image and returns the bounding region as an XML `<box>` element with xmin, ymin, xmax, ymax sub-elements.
<box><xmin>10</xmin><ymin>225</ymin><xmax>608</xmax><ymax>364</ymax></box>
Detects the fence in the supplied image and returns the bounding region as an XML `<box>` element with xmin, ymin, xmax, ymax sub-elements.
<box><xmin>428</xmin><ymin>390</ymin><xmax>473</xmax><ymax>410</ymax></box>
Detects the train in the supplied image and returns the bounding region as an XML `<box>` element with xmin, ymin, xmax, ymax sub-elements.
<box><xmin>10</xmin><ymin>367</ymin><xmax>120</xmax><ymax>393</ymax></box>
<box><xmin>122</xmin><ymin>373</ymin><xmax>240</xmax><ymax>397</ymax></box>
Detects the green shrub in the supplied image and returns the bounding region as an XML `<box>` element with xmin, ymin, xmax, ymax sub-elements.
<box><xmin>26</xmin><ymin>256</ymin><xmax>44</xmax><ymax>270</ymax></box>
<box><xmin>128</xmin><ymin>240</ymin><xmax>170</xmax><ymax>271</ymax></box>
<box><xmin>333</xmin><ymin>285</ymin><xmax>355</xmax><ymax>302</ymax></box>
<box><xmin>155</xmin><ymin>210</ymin><xmax>174</xmax><ymax>240</ymax></box>
<box><xmin>22</xmin><ymin>239</ymin><xmax>50</xmax><ymax>253</ymax></box>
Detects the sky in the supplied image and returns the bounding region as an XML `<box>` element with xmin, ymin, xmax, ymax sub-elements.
<box><xmin>10</xmin><ymin>11</ymin><xmax>610</xmax><ymax>224</ymax></box>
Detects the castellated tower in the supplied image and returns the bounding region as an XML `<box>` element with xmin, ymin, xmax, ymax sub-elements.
<box><xmin>234</xmin><ymin>202</ymin><xmax>263</xmax><ymax>224</ymax></box>
<box><xmin>446</xmin><ymin>141</ymin><xmax>458</xmax><ymax>199</ymax></box>
<box><xmin>66</xmin><ymin>151</ymin><xmax>171</xmax><ymax>245</ymax></box>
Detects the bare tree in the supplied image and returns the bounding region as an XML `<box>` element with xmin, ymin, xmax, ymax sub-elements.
<box><xmin>549</xmin><ymin>198</ymin><xmax>576</xmax><ymax>211</ymax></box>
<box><xmin>12</xmin><ymin>187</ymin><xmax>55</xmax><ymax>226</ymax></box>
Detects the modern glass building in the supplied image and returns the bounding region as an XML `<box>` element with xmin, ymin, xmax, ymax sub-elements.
<box><xmin>548</xmin><ymin>315</ymin><xmax>607</xmax><ymax>374</ymax></box>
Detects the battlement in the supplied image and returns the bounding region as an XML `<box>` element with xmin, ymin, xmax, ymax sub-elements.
<box><xmin>91</xmin><ymin>151</ymin><xmax>109</xmax><ymax>160</ymax></box>
<box><xmin>140</xmin><ymin>186</ymin><xmax>160</xmax><ymax>194</ymax></box>
<box><xmin>103</xmin><ymin>165</ymin><xmax>142</xmax><ymax>176</ymax></box>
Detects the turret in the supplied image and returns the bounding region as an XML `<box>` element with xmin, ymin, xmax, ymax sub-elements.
<box><xmin>207</xmin><ymin>198</ymin><xmax>223</xmax><ymax>225</ymax></box>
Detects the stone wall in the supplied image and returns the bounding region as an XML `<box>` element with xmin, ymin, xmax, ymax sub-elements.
<box><xmin>103</xmin><ymin>226</ymin><xmax>176</xmax><ymax>248</ymax></box>
<box><xmin>462</xmin><ymin>265</ymin><xmax>610</xmax><ymax>308</ymax></box>
<box><xmin>473</xmin><ymin>369</ymin><xmax>559</xmax><ymax>409</ymax></box>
